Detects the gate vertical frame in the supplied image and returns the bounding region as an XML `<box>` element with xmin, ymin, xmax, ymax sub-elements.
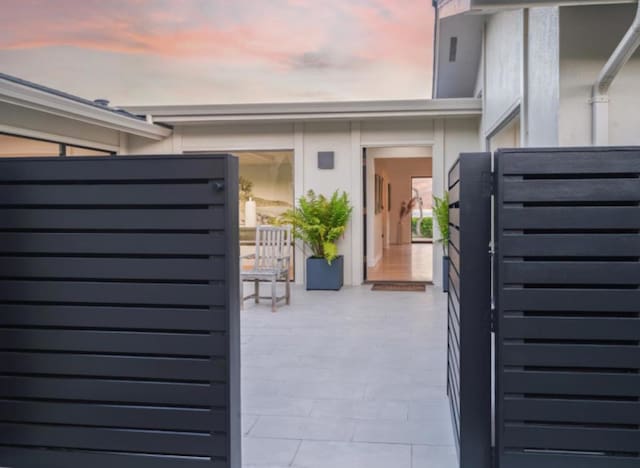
<box><xmin>447</xmin><ymin>152</ymin><xmax>492</xmax><ymax>468</ymax></box>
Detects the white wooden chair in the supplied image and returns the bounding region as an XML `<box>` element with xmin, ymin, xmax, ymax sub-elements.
<box><xmin>240</xmin><ymin>225</ymin><xmax>292</xmax><ymax>312</ymax></box>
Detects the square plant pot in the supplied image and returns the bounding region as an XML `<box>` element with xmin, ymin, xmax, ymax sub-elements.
<box><xmin>306</xmin><ymin>255</ymin><xmax>344</xmax><ymax>291</ymax></box>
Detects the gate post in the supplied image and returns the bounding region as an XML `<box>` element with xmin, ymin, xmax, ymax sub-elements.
<box><xmin>447</xmin><ymin>153</ymin><xmax>492</xmax><ymax>468</ymax></box>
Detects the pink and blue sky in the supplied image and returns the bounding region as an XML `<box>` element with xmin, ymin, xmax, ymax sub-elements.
<box><xmin>0</xmin><ymin>0</ymin><xmax>435</xmax><ymax>106</ymax></box>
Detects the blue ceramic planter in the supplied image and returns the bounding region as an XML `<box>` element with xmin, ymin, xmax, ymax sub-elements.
<box><xmin>306</xmin><ymin>255</ymin><xmax>344</xmax><ymax>291</ymax></box>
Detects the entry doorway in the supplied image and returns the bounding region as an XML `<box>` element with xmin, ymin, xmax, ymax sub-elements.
<box><xmin>364</xmin><ymin>146</ymin><xmax>434</xmax><ymax>283</ymax></box>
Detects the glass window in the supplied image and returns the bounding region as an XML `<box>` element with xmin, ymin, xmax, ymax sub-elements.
<box><xmin>0</xmin><ymin>134</ymin><xmax>60</xmax><ymax>157</ymax></box>
<box><xmin>66</xmin><ymin>145</ymin><xmax>112</xmax><ymax>156</ymax></box>
<box><xmin>236</xmin><ymin>151</ymin><xmax>295</xmax><ymax>280</ymax></box>
<box><xmin>411</xmin><ymin>176</ymin><xmax>433</xmax><ymax>242</ymax></box>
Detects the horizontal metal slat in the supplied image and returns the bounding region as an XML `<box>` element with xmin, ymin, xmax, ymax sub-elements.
<box><xmin>502</xmin><ymin>343</ymin><xmax>640</xmax><ymax>369</ymax></box>
<box><xmin>0</xmin><ymin>446</ymin><xmax>219</xmax><ymax>468</ymax></box>
<box><xmin>0</xmin><ymin>352</ymin><xmax>224</xmax><ymax>381</ymax></box>
<box><xmin>501</xmin><ymin>451</ymin><xmax>640</xmax><ymax>468</ymax></box>
<box><xmin>0</xmin><ymin>400</ymin><xmax>223</xmax><ymax>432</ymax></box>
<box><xmin>502</xmin><ymin>178</ymin><xmax>640</xmax><ymax>202</ymax></box>
<box><xmin>0</xmin><ymin>232</ymin><xmax>226</xmax><ymax>255</ymax></box>
<box><xmin>501</xmin><ymin>233</ymin><xmax>640</xmax><ymax>257</ymax></box>
<box><xmin>501</xmin><ymin>316</ymin><xmax>640</xmax><ymax>341</ymax></box>
<box><xmin>501</xmin><ymin>206</ymin><xmax>640</xmax><ymax>230</ymax></box>
<box><xmin>501</xmin><ymin>289</ymin><xmax>640</xmax><ymax>312</ymax></box>
<box><xmin>503</xmin><ymin>261</ymin><xmax>640</xmax><ymax>285</ymax></box>
<box><xmin>504</xmin><ymin>397</ymin><xmax>640</xmax><ymax>426</ymax></box>
<box><xmin>503</xmin><ymin>370</ymin><xmax>640</xmax><ymax>397</ymax></box>
<box><xmin>0</xmin><ymin>304</ymin><xmax>225</xmax><ymax>331</ymax></box>
<box><xmin>0</xmin><ymin>376</ymin><xmax>226</xmax><ymax>406</ymax></box>
<box><xmin>0</xmin><ymin>256</ymin><xmax>225</xmax><ymax>281</ymax></box>
<box><xmin>0</xmin><ymin>422</ymin><xmax>225</xmax><ymax>457</ymax></box>
<box><xmin>0</xmin><ymin>182</ymin><xmax>224</xmax><ymax>206</ymax></box>
<box><xmin>500</xmin><ymin>150</ymin><xmax>640</xmax><ymax>175</ymax></box>
<box><xmin>0</xmin><ymin>280</ymin><xmax>225</xmax><ymax>306</ymax></box>
<box><xmin>0</xmin><ymin>329</ymin><xmax>224</xmax><ymax>357</ymax></box>
<box><xmin>0</xmin><ymin>207</ymin><xmax>224</xmax><ymax>230</ymax></box>
<box><xmin>0</xmin><ymin>157</ymin><xmax>227</xmax><ymax>182</ymax></box>
<box><xmin>503</xmin><ymin>424</ymin><xmax>640</xmax><ymax>454</ymax></box>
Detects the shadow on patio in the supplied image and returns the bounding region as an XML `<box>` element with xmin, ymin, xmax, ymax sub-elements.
<box><xmin>240</xmin><ymin>285</ymin><xmax>456</xmax><ymax>468</ymax></box>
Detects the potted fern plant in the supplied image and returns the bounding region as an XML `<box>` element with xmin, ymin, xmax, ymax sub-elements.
<box><xmin>433</xmin><ymin>192</ymin><xmax>450</xmax><ymax>292</ymax></box>
<box><xmin>281</xmin><ymin>190</ymin><xmax>352</xmax><ymax>290</ymax></box>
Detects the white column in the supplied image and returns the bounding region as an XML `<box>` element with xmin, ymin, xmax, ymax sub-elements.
<box><xmin>293</xmin><ymin>122</ymin><xmax>305</xmax><ymax>285</ymax></box>
<box><xmin>349</xmin><ymin>121</ymin><xmax>363</xmax><ymax>285</ymax></box>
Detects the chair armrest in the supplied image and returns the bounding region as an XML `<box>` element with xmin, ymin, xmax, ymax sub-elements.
<box><xmin>240</xmin><ymin>254</ymin><xmax>256</xmax><ymax>260</ymax></box>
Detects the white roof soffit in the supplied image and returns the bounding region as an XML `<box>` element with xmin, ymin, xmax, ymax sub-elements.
<box><xmin>123</xmin><ymin>99</ymin><xmax>483</xmax><ymax>125</ymax></box>
<box><xmin>0</xmin><ymin>78</ymin><xmax>172</xmax><ymax>140</ymax></box>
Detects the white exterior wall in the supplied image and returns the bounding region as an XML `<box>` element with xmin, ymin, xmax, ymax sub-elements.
<box><xmin>127</xmin><ymin>116</ymin><xmax>481</xmax><ymax>286</ymax></box>
<box><xmin>527</xmin><ymin>7</ymin><xmax>560</xmax><ymax>146</ymax></box>
<box><xmin>559</xmin><ymin>4</ymin><xmax>640</xmax><ymax>146</ymax></box>
<box><xmin>484</xmin><ymin>10</ymin><xmax>523</xmax><ymax>137</ymax></box>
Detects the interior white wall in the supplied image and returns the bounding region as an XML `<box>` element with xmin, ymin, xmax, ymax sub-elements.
<box><xmin>559</xmin><ymin>3</ymin><xmax>640</xmax><ymax>146</ymax></box>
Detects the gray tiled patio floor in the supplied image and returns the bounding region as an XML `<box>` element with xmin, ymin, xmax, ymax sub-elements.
<box><xmin>241</xmin><ymin>284</ymin><xmax>456</xmax><ymax>468</ymax></box>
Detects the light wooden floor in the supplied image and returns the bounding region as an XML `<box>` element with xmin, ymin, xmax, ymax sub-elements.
<box><xmin>367</xmin><ymin>243</ymin><xmax>433</xmax><ymax>283</ymax></box>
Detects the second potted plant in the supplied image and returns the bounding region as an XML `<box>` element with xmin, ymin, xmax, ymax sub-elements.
<box><xmin>281</xmin><ymin>190</ymin><xmax>353</xmax><ymax>291</ymax></box>
<box><xmin>433</xmin><ymin>192</ymin><xmax>450</xmax><ymax>292</ymax></box>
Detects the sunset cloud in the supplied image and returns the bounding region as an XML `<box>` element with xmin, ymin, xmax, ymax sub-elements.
<box><xmin>0</xmin><ymin>0</ymin><xmax>434</xmax><ymax>104</ymax></box>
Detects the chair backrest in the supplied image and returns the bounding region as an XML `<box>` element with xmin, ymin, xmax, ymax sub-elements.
<box><xmin>254</xmin><ymin>225</ymin><xmax>292</xmax><ymax>270</ymax></box>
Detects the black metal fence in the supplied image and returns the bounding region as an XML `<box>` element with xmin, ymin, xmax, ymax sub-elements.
<box><xmin>447</xmin><ymin>153</ymin><xmax>492</xmax><ymax>468</ymax></box>
<box><xmin>0</xmin><ymin>155</ymin><xmax>240</xmax><ymax>468</ymax></box>
<box><xmin>494</xmin><ymin>148</ymin><xmax>640</xmax><ymax>468</ymax></box>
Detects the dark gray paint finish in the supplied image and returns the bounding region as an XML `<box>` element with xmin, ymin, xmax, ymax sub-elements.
<box><xmin>447</xmin><ymin>153</ymin><xmax>492</xmax><ymax>468</ymax></box>
<box><xmin>306</xmin><ymin>255</ymin><xmax>344</xmax><ymax>290</ymax></box>
<box><xmin>317</xmin><ymin>151</ymin><xmax>335</xmax><ymax>169</ymax></box>
<box><xmin>494</xmin><ymin>147</ymin><xmax>640</xmax><ymax>468</ymax></box>
<box><xmin>0</xmin><ymin>154</ymin><xmax>241</xmax><ymax>468</ymax></box>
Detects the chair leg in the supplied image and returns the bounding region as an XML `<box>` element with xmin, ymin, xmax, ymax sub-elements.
<box><xmin>254</xmin><ymin>280</ymin><xmax>259</xmax><ymax>303</ymax></box>
<box><xmin>285</xmin><ymin>272</ymin><xmax>291</xmax><ymax>305</ymax></box>
<box><xmin>271</xmin><ymin>278</ymin><xmax>277</xmax><ymax>312</ymax></box>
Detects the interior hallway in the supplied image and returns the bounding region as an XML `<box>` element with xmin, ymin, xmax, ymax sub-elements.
<box><xmin>367</xmin><ymin>243</ymin><xmax>433</xmax><ymax>283</ymax></box>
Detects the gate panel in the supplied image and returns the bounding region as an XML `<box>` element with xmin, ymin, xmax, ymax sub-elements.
<box><xmin>0</xmin><ymin>155</ymin><xmax>240</xmax><ymax>468</ymax></box>
<box><xmin>495</xmin><ymin>148</ymin><xmax>640</xmax><ymax>468</ymax></box>
<box><xmin>447</xmin><ymin>153</ymin><xmax>492</xmax><ymax>468</ymax></box>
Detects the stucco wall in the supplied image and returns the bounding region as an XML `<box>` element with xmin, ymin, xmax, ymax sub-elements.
<box><xmin>559</xmin><ymin>4</ymin><xmax>640</xmax><ymax>146</ymax></box>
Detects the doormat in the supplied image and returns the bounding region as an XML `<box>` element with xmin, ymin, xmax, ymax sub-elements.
<box><xmin>371</xmin><ymin>283</ymin><xmax>426</xmax><ymax>292</ymax></box>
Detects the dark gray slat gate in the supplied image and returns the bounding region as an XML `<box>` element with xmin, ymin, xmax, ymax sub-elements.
<box><xmin>494</xmin><ymin>147</ymin><xmax>640</xmax><ymax>468</ymax></box>
<box><xmin>0</xmin><ymin>155</ymin><xmax>240</xmax><ymax>468</ymax></box>
<box><xmin>446</xmin><ymin>153</ymin><xmax>492</xmax><ymax>468</ymax></box>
